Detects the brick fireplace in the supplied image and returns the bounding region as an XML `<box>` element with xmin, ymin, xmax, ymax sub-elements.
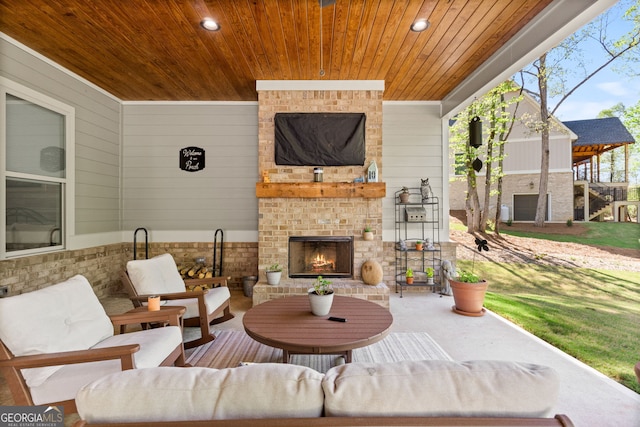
<box><xmin>256</xmin><ymin>81</ymin><xmax>385</xmax><ymax>289</ymax></box>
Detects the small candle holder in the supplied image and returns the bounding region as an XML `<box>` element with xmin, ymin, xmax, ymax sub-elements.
<box><xmin>147</xmin><ymin>295</ymin><xmax>161</xmax><ymax>311</ymax></box>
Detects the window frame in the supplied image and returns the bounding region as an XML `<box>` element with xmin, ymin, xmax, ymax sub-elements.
<box><xmin>1</xmin><ymin>77</ymin><xmax>75</xmax><ymax>259</ymax></box>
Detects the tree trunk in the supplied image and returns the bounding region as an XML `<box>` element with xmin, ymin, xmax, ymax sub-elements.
<box><xmin>494</xmin><ymin>105</ymin><xmax>508</xmax><ymax>235</ymax></box>
<box><xmin>465</xmin><ymin>147</ymin><xmax>481</xmax><ymax>232</ymax></box>
<box><xmin>466</xmin><ymin>181</ymin><xmax>481</xmax><ymax>232</ymax></box>
<box><xmin>535</xmin><ymin>54</ymin><xmax>550</xmax><ymax>227</ymax></box>
<box><xmin>481</xmin><ymin>101</ymin><xmax>497</xmax><ymax>232</ymax></box>
<box><xmin>609</xmin><ymin>151</ymin><xmax>616</xmax><ymax>182</ymax></box>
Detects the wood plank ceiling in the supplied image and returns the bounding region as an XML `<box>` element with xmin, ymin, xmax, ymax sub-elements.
<box><xmin>0</xmin><ymin>0</ymin><xmax>554</xmax><ymax>101</ymax></box>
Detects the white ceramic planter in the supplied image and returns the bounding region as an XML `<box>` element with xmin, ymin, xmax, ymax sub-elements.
<box><xmin>308</xmin><ymin>289</ymin><xmax>334</xmax><ymax>316</ymax></box>
<box><xmin>266</xmin><ymin>271</ymin><xmax>281</xmax><ymax>285</ymax></box>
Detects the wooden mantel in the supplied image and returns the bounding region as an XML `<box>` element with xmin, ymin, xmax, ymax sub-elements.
<box><xmin>256</xmin><ymin>182</ymin><xmax>386</xmax><ymax>198</ymax></box>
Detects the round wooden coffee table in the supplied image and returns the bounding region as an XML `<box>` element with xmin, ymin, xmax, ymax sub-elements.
<box><xmin>243</xmin><ymin>295</ymin><xmax>393</xmax><ymax>363</ymax></box>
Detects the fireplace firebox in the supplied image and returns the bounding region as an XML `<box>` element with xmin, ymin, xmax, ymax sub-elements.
<box><xmin>288</xmin><ymin>236</ymin><xmax>353</xmax><ymax>278</ymax></box>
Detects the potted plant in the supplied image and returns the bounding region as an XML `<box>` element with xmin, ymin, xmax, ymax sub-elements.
<box><xmin>308</xmin><ymin>275</ymin><xmax>334</xmax><ymax>316</ymax></box>
<box><xmin>415</xmin><ymin>240</ymin><xmax>423</xmax><ymax>251</ymax></box>
<box><xmin>405</xmin><ymin>268</ymin><xmax>414</xmax><ymax>285</ymax></box>
<box><xmin>425</xmin><ymin>267</ymin><xmax>435</xmax><ymax>285</ymax></box>
<box><xmin>449</xmin><ymin>270</ymin><xmax>488</xmax><ymax>317</ymax></box>
<box><xmin>399</xmin><ymin>187</ymin><xmax>410</xmax><ymax>203</ymax></box>
<box><xmin>266</xmin><ymin>263</ymin><xmax>282</xmax><ymax>286</ymax></box>
<box><xmin>449</xmin><ymin>237</ymin><xmax>491</xmax><ymax>316</ymax></box>
<box><xmin>362</xmin><ymin>226</ymin><xmax>374</xmax><ymax>241</ymax></box>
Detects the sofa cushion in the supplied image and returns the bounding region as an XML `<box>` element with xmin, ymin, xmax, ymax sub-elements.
<box><xmin>29</xmin><ymin>326</ymin><xmax>183</xmax><ymax>406</ymax></box>
<box><xmin>163</xmin><ymin>286</ymin><xmax>231</xmax><ymax>319</ymax></box>
<box><xmin>76</xmin><ymin>364</ymin><xmax>325</xmax><ymax>423</ymax></box>
<box><xmin>126</xmin><ymin>253</ymin><xmax>185</xmax><ymax>295</ymax></box>
<box><xmin>31</xmin><ymin>359</ymin><xmax>121</xmax><ymax>406</ymax></box>
<box><xmin>0</xmin><ymin>275</ymin><xmax>114</xmax><ymax>388</ymax></box>
<box><xmin>322</xmin><ymin>360</ymin><xmax>559</xmax><ymax>418</ymax></box>
<box><xmin>94</xmin><ymin>326</ymin><xmax>183</xmax><ymax>368</ymax></box>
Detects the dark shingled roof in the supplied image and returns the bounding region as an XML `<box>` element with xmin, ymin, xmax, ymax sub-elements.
<box><xmin>563</xmin><ymin>117</ymin><xmax>635</xmax><ymax>147</ymax></box>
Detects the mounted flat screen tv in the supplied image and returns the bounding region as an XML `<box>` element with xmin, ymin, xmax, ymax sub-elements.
<box><xmin>274</xmin><ymin>112</ymin><xmax>365</xmax><ymax>166</ymax></box>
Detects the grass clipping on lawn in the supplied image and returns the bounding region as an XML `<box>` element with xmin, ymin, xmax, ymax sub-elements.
<box><xmin>458</xmin><ymin>259</ymin><xmax>640</xmax><ymax>394</ymax></box>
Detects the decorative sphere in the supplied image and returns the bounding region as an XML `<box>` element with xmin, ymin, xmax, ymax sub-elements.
<box><xmin>361</xmin><ymin>260</ymin><xmax>383</xmax><ymax>285</ymax></box>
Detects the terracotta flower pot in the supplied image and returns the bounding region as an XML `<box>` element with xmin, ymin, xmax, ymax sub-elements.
<box><xmin>450</xmin><ymin>279</ymin><xmax>488</xmax><ymax>316</ymax></box>
<box><xmin>406</xmin><ymin>277</ymin><xmax>414</xmax><ymax>285</ymax></box>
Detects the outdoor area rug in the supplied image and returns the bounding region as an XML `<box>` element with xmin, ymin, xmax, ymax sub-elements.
<box><xmin>186</xmin><ymin>331</ymin><xmax>452</xmax><ymax>373</ymax></box>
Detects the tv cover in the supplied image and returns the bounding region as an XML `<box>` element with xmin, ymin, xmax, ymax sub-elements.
<box><xmin>274</xmin><ymin>113</ymin><xmax>365</xmax><ymax>166</ymax></box>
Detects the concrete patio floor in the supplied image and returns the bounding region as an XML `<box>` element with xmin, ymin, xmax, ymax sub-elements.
<box><xmin>218</xmin><ymin>288</ymin><xmax>640</xmax><ymax>427</ymax></box>
<box><xmin>387</xmin><ymin>289</ymin><xmax>640</xmax><ymax>427</ymax></box>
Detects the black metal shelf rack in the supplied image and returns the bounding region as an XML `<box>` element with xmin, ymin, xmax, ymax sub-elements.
<box><xmin>394</xmin><ymin>188</ymin><xmax>441</xmax><ymax>297</ymax></box>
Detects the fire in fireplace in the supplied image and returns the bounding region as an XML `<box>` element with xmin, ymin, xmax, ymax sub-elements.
<box><xmin>288</xmin><ymin>236</ymin><xmax>353</xmax><ymax>278</ymax></box>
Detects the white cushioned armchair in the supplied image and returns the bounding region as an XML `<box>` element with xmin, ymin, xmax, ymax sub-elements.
<box><xmin>122</xmin><ymin>253</ymin><xmax>233</xmax><ymax>349</ymax></box>
<box><xmin>0</xmin><ymin>275</ymin><xmax>185</xmax><ymax>414</ymax></box>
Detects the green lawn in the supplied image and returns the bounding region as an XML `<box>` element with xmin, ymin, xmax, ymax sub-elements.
<box><xmin>501</xmin><ymin>221</ymin><xmax>640</xmax><ymax>250</ymax></box>
<box><xmin>456</xmin><ymin>259</ymin><xmax>640</xmax><ymax>394</ymax></box>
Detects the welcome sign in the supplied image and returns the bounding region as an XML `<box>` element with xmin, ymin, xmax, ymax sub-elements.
<box><xmin>179</xmin><ymin>146</ymin><xmax>205</xmax><ymax>172</ymax></box>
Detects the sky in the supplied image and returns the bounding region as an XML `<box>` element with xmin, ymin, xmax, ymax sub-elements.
<box><xmin>542</xmin><ymin>1</ymin><xmax>640</xmax><ymax>121</ymax></box>
<box><xmin>553</xmin><ymin>69</ymin><xmax>640</xmax><ymax>121</ymax></box>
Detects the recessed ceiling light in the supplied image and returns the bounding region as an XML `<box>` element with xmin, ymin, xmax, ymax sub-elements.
<box><xmin>410</xmin><ymin>19</ymin><xmax>430</xmax><ymax>32</ymax></box>
<box><xmin>200</xmin><ymin>18</ymin><xmax>220</xmax><ymax>31</ymax></box>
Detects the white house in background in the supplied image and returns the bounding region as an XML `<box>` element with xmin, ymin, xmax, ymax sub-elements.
<box><xmin>449</xmin><ymin>91</ymin><xmax>577</xmax><ymax>223</ymax></box>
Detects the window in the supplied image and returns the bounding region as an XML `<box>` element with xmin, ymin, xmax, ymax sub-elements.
<box><xmin>1</xmin><ymin>78</ymin><xmax>75</xmax><ymax>259</ymax></box>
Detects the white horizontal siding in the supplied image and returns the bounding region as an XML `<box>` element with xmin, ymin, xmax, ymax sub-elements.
<box><xmin>503</xmin><ymin>136</ymin><xmax>573</xmax><ymax>173</ymax></box>
<box><xmin>498</xmin><ymin>91</ymin><xmax>574</xmax><ymax>173</ymax></box>
<box><xmin>382</xmin><ymin>103</ymin><xmax>444</xmax><ymax>239</ymax></box>
<box><xmin>1</xmin><ymin>35</ymin><xmax>121</xmax><ymax>239</ymax></box>
<box><xmin>122</xmin><ymin>103</ymin><xmax>259</xmax><ymax>232</ymax></box>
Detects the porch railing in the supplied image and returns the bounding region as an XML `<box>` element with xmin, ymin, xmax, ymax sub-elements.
<box><xmin>574</xmin><ymin>184</ymin><xmax>638</xmax><ymax>221</ymax></box>
<box><xmin>589</xmin><ymin>184</ymin><xmax>628</xmax><ymax>202</ymax></box>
